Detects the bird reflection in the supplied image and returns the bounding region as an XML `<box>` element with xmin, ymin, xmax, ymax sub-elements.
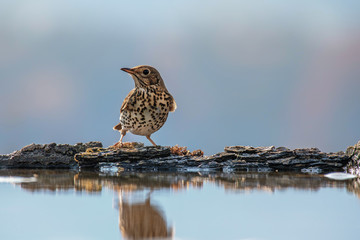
<box><xmin>117</xmin><ymin>190</ymin><xmax>173</xmax><ymax>240</ymax></box>
<box><xmin>1</xmin><ymin>168</ymin><xmax>360</xmax><ymax>240</ymax></box>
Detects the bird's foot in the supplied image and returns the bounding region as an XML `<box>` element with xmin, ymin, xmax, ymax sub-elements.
<box><xmin>112</xmin><ymin>141</ymin><xmax>123</xmax><ymax>148</ymax></box>
<box><xmin>111</xmin><ymin>142</ymin><xmax>145</xmax><ymax>149</ymax></box>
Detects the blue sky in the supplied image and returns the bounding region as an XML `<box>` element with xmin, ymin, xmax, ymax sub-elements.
<box><xmin>1</xmin><ymin>0</ymin><xmax>360</xmax><ymax>154</ymax></box>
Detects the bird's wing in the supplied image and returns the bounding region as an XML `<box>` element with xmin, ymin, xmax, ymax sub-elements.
<box><xmin>168</xmin><ymin>94</ymin><xmax>177</xmax><ymax>112</ymax></box>
<box><xmin>120</xmin><ymin>88</ymin><xmax>136</xmax><ymax>113</ymax></box>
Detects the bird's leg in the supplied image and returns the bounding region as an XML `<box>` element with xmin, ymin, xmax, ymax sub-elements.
<box><xmin>119</xmin><ymin>129</ymin><xmax>127</xmax><ymax>144</ymax></box>
<box><xmin>146</xmin><ymin>135</ymin><xmax>157</xmax><ymax>146</ymax></box>
<box><xmin>114</xmin><ymin>130</ymin><xmax>127</xmax><ymax>147</ymax></box>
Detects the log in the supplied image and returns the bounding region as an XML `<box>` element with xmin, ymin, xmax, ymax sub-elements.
<box><xmin>1</xmin><ymin>141</ymin><xmax>359</xmax><ymax>174</ymax></box>
<box><xmin>0</xmin><ymin>142</ymin><xmax>102</xmax><ymax>169</ymax></box>
<box><xmin>346</xmin><ymin>141</ymin><xmax>360</xmax><ymax>176</ymax></box>
<box><xmin>74</xmin><ymin>144</ymin><xmax>349</xmax><ymax>173</ymax></box>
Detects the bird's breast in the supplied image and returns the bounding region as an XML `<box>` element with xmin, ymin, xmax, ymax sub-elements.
<box><xmin>119</xmin><ymin>88</ymin><xmax>172</xmax><ymax>136</ymax></box>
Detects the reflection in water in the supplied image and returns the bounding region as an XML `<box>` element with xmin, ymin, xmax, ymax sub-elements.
<box><xmin>0</xmin><ymin>176</ymin><xmax>37</xmax><ymax>183</ymax></box>
<box><xmin>1</xmin><ymin>170</ymin><xmax>359</xmax><ymax>239</ymax></box>
<box><xmin>118</xmin><ymin>191</ymin><xmax>173</xmax><ymax>240</ymax></box>
<box><xmin>1</xmin><ymin>170</ymin><xmax>360</xmax><ymax>198</ymax></box>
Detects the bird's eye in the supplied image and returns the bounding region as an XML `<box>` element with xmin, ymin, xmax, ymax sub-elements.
<box><xmin>143</xmin><ymin>69</ymin><xmax>150</xmax><ymax>75</ymax></box>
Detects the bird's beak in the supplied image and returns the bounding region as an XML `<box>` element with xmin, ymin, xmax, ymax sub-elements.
<box><xmin>121</xmin><ymin>68</ymin><xmax>134</xmax><ymax>74</ymax></box>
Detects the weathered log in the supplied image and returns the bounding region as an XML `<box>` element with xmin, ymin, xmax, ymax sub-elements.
<box><xmin>1</xmin><ymin>141</ymin><xmax>359</xmax><ymax>174</ymax></box>
<box><xmin>74</xmin><ymin>143</ymin><xmax>350</xmax><ymax>173</ymax></box>
<box><xmin>0</xmin><ymin>142</ymin><xmax>102</xmax><ymax>169</ymax></box>
<box><xmin>346</xmin><ymin>141</ymin><xmax>360</xmax><ymax>176</ymax></box>
<box><xmin>74</xmin><ymin>143</ymin><xmax>172</xmax><ymax>168</ymax></box>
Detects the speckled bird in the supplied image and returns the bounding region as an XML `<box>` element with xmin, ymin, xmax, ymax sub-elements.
<box><xmin>113</xmin><ymin>65</ymin><xmax>177</xmax><ymax>146</ymax></box>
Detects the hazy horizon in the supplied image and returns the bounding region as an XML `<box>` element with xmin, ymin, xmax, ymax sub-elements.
<box><xmin>1</xmin><ymin>0</ymin><xmax>360</xmax><ymax>154</ymax></box>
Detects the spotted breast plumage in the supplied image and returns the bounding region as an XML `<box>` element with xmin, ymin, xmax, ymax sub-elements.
<box><xmin>113</xmin><ymin>65</ymin><xmax>176</xmax><ymax>146</ymax></box>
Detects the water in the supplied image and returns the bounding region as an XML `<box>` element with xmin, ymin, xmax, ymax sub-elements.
<box><xmin>0</xmin><ymin>170</ymin><xmax>359</xmax><ymax>240</ymax></box>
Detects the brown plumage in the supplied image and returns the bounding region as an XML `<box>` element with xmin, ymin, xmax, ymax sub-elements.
<box><xmin>113</xmin><ymin>65</ymin><xmax>177</xmax><ymax>146</ymax></box>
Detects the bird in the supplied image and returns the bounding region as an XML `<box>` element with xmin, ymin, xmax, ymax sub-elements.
<box><xmin>113</xmin><ymin>65</ymin><xmax>177</xmax><ymax>146</ymax></box>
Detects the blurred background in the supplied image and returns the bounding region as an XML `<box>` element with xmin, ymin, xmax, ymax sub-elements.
<box><xmin>1</xmin><ymin>0</ymin><xmax>359</xmax><ymax>155</ymax></box>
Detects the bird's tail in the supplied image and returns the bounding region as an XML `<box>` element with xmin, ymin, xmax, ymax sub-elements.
<box><xmin>113</xmin><ymin>123</ymin><xmax>122</xmax><ymax>131</ymax></box>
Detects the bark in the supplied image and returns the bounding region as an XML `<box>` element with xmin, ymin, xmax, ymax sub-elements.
<box><xmin>0</xmin><ymin>142</ymin><xmax>102</xmax><ymax>169</ymax></box>
<box><xmin>74</xmin><ymin>144</ymin><xmax>349</xmax><ymax>173</ymax></box>
<box><xmin>1</xmin><ymin>141</ymin><xmax>358</xmax><ymax>174</ymax></box>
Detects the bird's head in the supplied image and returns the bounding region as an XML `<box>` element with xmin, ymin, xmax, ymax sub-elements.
<box><xmin>121</xmin><ymin>65</ymin><xmax>167</xmax><ymax>90</ymax></box>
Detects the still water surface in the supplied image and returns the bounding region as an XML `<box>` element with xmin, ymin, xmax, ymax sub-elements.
<box><xmin>0</xmin><ymin>170</ymin><xmax>359</xmax><ymax>240</ymax></box>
